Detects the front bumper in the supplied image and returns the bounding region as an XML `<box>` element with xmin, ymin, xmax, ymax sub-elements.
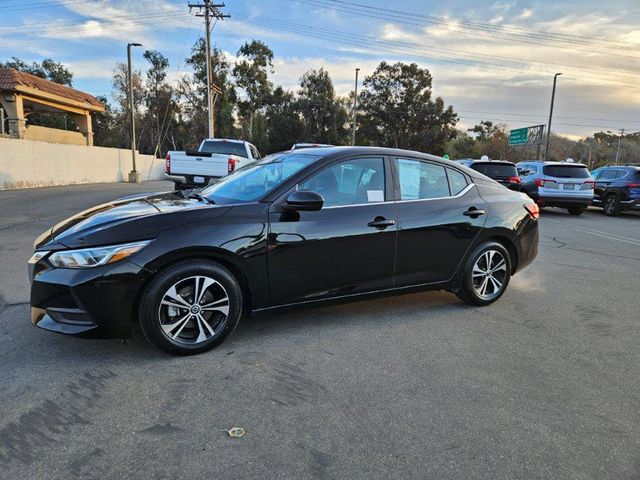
<box><xmin>30</xmin><ymin>259</ymin><xmax>152</xmax><ymax>338</ymax></box>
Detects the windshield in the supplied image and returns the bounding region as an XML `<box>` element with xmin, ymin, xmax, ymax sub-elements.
<box><xmin>200</xmin><ymin>153</ymin><xmax>320</xmax><ymax>204</ymax></box>
<box><xmin>543</xmin><ymin>165</ymin><xmax>590</xmax><ymax>178</ymax></box>
<box><xmin>200</xmin><ymin>140</ymin><xmax>248</xmax><ymax>158</ymax></box>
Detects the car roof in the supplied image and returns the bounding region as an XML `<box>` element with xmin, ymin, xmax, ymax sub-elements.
<box><xmin>465</xmin><ymin>160</ymin><xmax>515</xmax><ymax>165</ymax></box>
<box><xmin>518</xmin><ymin>160</ymin><xmax>588</xmax><ymax>167</ymax></box>
<box><xmin>203</xmin><ymin>138</ymin><xmax>247</xmax><ymax>144</ymax></box>
<box><xmin>282</xmin><ymin>145</ymin><xmax>446</xmax><ymax>162</ymax></box>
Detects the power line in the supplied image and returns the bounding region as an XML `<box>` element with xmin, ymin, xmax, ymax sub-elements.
<box><xmin>295</xmin><ymin>0</ymin><xmax>640</xmax><ymax>58</ymax></box>
<box><xmin>292</xmin><ymin>0</ymin><xmax>640</xmax><ymax>59</ymax></box>
<box><xmin>228</xmin><ymin>10</ymin><xmax>640</xmax><ymax>90</ymax></box>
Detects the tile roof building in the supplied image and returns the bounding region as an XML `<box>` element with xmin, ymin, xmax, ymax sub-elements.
<box><xmin>0</xmin><ymin>68</ymin><xmax>105</xmax><ymax>146</ymax></box>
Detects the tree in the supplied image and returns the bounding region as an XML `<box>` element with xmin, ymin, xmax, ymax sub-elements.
<box><xmin>233</xmin><ymin>40</ymin><xmax>273</xmax><ymax>139</ymax></box>
<box><xmin>297</xmin><ymin>68</ymin><xmax>348</xmax><ymax>145</ymax></box>
<box><xmin>468</xmin><ymin>121</ymin><xmax>500</xmax><ymax>141</ymax></box>
<box><xmin>358</xmin><ymin>62</ymin><xmax>457</xmax><ymax>154</ymax></box>
<box><xmin>140</xmin><ymin>50</ymin><xmax>177</xmax><ymax>156</ymax></box>
<box><xmin>0</xmin><ymin>57</ymin><xmax>73</xmax><ymax>86</ymax></box>
<box><xmin>178</xmin><ymin>39</ymin><xmax>237</xmax><ymax>148</ymax></box>
<box><xmin>265</xmin><ymin>86</ymin><xmax>304</xmax><ymax>153</ymax></box>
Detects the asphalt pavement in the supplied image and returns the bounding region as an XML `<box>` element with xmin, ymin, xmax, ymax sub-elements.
<box><xmin>1</xmin><ymin>182</ymin><xmax>639</xmax><ymax>479</ymax></box>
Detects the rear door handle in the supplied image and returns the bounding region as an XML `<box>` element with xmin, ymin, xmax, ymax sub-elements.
<box><xmin>463</xmin><ymin>208</ymin><xmax>486</xmax><ymax>217</ymax></box>
<box><xmin>368</xmin><ymin>217</ymin><xmax>396</xmax><ymax>229</ymax></box>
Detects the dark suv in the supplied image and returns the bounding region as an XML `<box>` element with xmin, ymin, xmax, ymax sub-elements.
<box><xmin>456</xmin><ymin>159</ymin><xmax>521</xmax><ymax>190</ymax></box>
<box><xmin>591</xmin><ymin>165</ymin><xmax>640</xmax><ymax>215</ymax></box>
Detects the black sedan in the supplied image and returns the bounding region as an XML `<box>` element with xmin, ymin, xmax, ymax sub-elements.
<box><xmin>29</xmin><ymin>147</ymin><xmax>539</xmax><ymax>354</ymax></box>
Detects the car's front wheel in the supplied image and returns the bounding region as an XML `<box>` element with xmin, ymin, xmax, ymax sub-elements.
<box><xmin>456</xmin><ymin>241</ymin><xmax>512</xmax><ymax>306</ymax></box>
<box><xmin>139</xmin><ymin>260</ymin><xmax>243</xmax><ymax>355</ymax></box>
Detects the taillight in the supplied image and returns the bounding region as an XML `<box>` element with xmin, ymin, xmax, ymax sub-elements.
<box><xmin>227</xmin><ymin>158</ymin><xmax>236</xmax><ymax>174</ymax></box>
<box><xmin>165</xmin><ymin>154</ymin><xmax>171</xmax><ymax>174</ymax></box>
<box><xmin>509</xmin><ymin>176</ymin><xmax>521</xmax><ymax>184</ymax></box>
<box><xmin>627</xmin><ymin>182</ymin><xmax>640</xmax><ymax>188</ymax></box>
<box><xmin>524</xmin><ymin>203</ymin><xmax>540</xmax><ymax>219</ymax></box>
<box><xmin>583</xmin><ymin>180</ymin><xmax>595</xmax><ymax>190</ymax></box>
<box><xmin>534</xmin><ymin>178</ymin><xmax>556</xmax><ymax>187</ymax></box>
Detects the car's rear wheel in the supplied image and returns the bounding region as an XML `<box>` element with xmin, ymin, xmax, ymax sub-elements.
<box><xmin>139</xmin><ymin>260</ymin><xmax>242</xmax><ymax>355</ymax></box>
<box><xmin>456</xmin><ymin>241</ymin><xmax>512</xmax><ymax>306</ymax></box>
<box><xmin>567</xmin><ymin>206</ymin><xmax>586</xmax><ymax>216</ymax></box>
<box><xmin>603</xmin><ymin>194</ymin><xmax>621</xmax><ymax>216</ymax></box>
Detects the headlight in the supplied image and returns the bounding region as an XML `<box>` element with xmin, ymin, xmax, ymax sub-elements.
<box><xmin>48</xmin><ymin>240</ymin><xmax>151</xmax><ymax>269</ymax></box>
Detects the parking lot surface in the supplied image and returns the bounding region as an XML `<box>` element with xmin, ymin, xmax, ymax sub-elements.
<box><xmin>1</xmin><ymin>182</ymin><xmax>639</xmax><ymax>479</ymax></box>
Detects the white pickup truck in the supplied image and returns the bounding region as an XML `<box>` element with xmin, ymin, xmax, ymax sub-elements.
<box><xmin>165</xmin><ymin>138</ymin><xmax>261</xmax><ymax>190</ymax></box>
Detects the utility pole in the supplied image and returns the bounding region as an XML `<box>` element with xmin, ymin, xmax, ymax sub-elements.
<box><xmin>127</xmin><ymin>42</ymin><xmax>142</xmax><ymax>183</ymax></box>
<box><xmin>544</xmin><ymin>72</ymin><xmax>562</xmax><ymax>161</ymax></box>
<box><xmin>615</xmin><ymin>128</ymin><xmax>624</xmax><ymax>165</ymax></box>
<box><xmin>189</xmin><ymin>1</ymin><xmax>229</xmax><ymax>139</ymax></box>
<box><xmin>351</xmin><ymin>67</ymin><xmax>360</xmax><ymax>146</ymax></box>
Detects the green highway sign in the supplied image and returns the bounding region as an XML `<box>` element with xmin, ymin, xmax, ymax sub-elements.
<box><xmin>509</xmin><ymin>127</ymin><xmax>528</xmax><ymax>145</ymax></box>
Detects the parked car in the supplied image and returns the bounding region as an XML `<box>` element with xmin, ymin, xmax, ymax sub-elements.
<box><xmin>517</xmin><ymin>160</ymin><xmax>594</xmax><ymax>215</ymax></box>
<box><xmin>291</xmin><ymin>143</ymin><xmax>333</xmax><ymax>150</ymax></box>
<box><xmin>591</xmin><ymin>165</ymin><xmax>640</xmax><ymax>215</ymax></box>
<box><xmin>456</xmin><ymin>159</ymin><xmax>521</xmax><ymax>190</ymax></box>
<box><xmin>165</xmin><ymin>138</ymin><xmax>261</xmax><ymax>190</ymax></box>
<box><xmin>29</xmin><ymin>146</ymin><xmax>539</xmax><ymax>355</ymax></box>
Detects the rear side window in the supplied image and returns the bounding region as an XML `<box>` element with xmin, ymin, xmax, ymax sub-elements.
<box><xmin>518</xmin><ymin>164</ymin><xmax>537</xmax><ymax>176</ymax></box>
<box><xmin>447</xmin><ymin>168</ymin><xmax>468</xmax><ymax>195</ymax></box>
<box><xmin>470</xmin><ymin>162</ymin><xmax>517</xmax><ymax>178</ymax></box>
<box><xmin>201</xmin><ymin>141</ymin><xmax>248</xmax><ymax>158</ymax></box>
<box><xmin>598</xmin><ymin>169</ymin><xmax>617</xmax><ymax>181</ymax></box>
<box><xmin>542</xmin><ymin>165</ymin><xmax>590</xmax><ymax>178</ymax></box>
<box><xmin>396</xmin><ymin>159</ymin><xmax>450</xmax><ymax>200</ymax></box>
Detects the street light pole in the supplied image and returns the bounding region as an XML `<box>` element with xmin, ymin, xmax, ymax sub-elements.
<box><xmin>544</xmin><ymin>72</ymin><xmax>562</xmax><ymax>161</ymax></box>
<box><xmin>127</xmin><ymin>42</ymin><xmax>142</xmax><ymax>183</ymax></box>
<box><xmin>351</xmin><ymin>68</ymin><xmax>360</xmax><ymax>146</ymax></box>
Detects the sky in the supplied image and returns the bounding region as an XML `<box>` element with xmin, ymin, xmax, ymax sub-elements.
<box><xmin>1</xmin><ymin>0</ymin><xmax>639</xmax><ymax>139</ymax></box>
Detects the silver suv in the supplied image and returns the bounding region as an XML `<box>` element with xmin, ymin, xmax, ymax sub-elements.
<box><xmin>517</xmin><ymin>161</ymin><xmax>594</xmax><ymax>215</ymax></box>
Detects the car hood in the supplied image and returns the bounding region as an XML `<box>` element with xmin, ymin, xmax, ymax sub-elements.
<box><xmin>35</xmin><ymin>191</ymin><xmax>229</xmax><ymax>249</ymax></box>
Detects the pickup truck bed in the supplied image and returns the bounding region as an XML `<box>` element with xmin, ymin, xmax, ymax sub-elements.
<box><xmin>165</xmin><ymin>139</ymin><xmax>260</xmax><ymax>190</ymax></box>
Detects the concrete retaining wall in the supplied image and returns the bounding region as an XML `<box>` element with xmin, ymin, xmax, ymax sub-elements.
<box><xmin>0</xmin><ymin>137</ymin><xmax>165</xmax><ymax>190</ymax></box>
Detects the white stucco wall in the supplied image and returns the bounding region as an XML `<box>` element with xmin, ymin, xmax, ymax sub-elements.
<box><xmin>0</xmin><ymin>137</ymin><xmax>165</xmax><ymax>189</ymax></box>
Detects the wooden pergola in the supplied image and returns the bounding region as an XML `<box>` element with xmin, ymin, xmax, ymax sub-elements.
<box><xmin>0</xmin><ymin>68</ymin><xmax>105</xmax><ymax>146</ymax></box>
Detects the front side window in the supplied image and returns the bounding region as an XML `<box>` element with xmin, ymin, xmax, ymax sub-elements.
<box><xmin>201</xmin><ymin>153</ymin><xmax>319</xmax><ymax>204</ymax></box>
<box><xmin>299</xmin><ymin>157</ymin><xmax>385</xmax><ymax>207</ymax></box>
<box><xmin>396</xmin><ymin>159</ymin><xmax>450</xmax><ymax>200</ymax></box>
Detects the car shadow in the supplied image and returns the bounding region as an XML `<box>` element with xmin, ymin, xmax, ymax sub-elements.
<box><xmin>11</xmin><ymin>289</ymin><xmax>471</xmax><ymax>361</ymax></box>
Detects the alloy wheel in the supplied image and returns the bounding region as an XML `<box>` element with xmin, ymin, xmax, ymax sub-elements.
<box><xmin>605</xmin><ymin>196</ymin><xmax>616</xmax><ymax>215</ymax></box>
<box><xmin>472</xmin><ymin>250</ymin><xmax>507</xmax><ymax>300</ymax></box>
<box><xmin>157</xmin><ymin>275</ymin><xmax>230</xmax><ymax>345</ymax></box>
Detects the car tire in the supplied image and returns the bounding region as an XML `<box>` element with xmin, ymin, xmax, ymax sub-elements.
<box><xmin>138</xmin><ymin>259</ymin><xmax>243</xmax><ymax>355</ymax></box>
<box><xmin>456</xmin><ymin>241</ymin><xmax>512</xmax><ymax>307</ymax></box>
<box><xmin>567</xmin><ymin>206</ymin><xmax>586</xmax><ymax>216</ymax></box>
<box><xmin>603</xmin><ymin>194</ymin><xmax>621</xmax><ymax>216</ymax></box>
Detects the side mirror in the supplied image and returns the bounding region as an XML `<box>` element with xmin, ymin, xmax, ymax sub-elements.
<box><xmin>286</xmin><ymin>190</ymin><xmax>324</xmax><ymax>211</ymax></box>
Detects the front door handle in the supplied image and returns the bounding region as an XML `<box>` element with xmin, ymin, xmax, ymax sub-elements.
<box><xmin>368</xmin><ymin>217</ymin><xmax>396</xmax><ymax>230</ymax></box>
<box><xmin>463</xmin><ymin>207</ymin><xmax>486</xmax><ymax>217</ymax></box>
